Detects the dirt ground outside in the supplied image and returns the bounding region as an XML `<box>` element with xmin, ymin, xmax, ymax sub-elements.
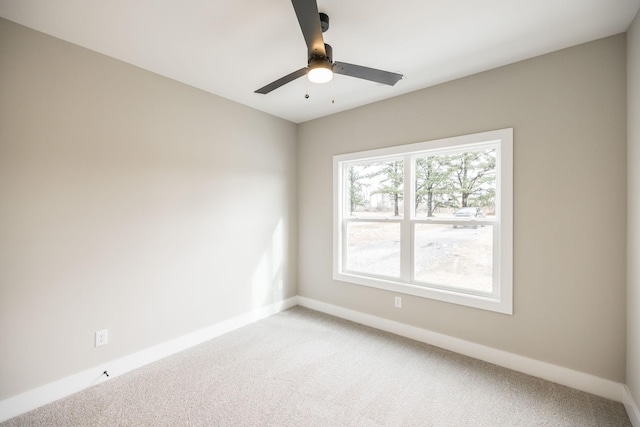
<box><xmin>346</xmin><ymin>221</ymin><xmax>493</xmax><ymax>293</ymax></box>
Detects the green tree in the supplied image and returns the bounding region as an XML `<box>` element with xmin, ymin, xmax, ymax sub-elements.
<box><xmin>449</xmin><ymin>149</ymin><xmax>496</xmax><ymax>209</ymax></box>
<box><xmin>347</xmin><ymin>166</ymin><xmax>367</xmax><ymax>215</ymax></box>
<box><xmin>370</xmin><ymin>160</ymin><xmax>404</xmax><ymax>216</ymax></box>
<box><xmin>415</xmin><ymin>155</ymin><xmax>453</xmax><ymax>217</ymax></box>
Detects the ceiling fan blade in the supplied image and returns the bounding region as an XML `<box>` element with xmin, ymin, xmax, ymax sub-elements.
<box><xmin>254</xmin><ymin>67</ymin><xmax>308</xmax><ymax>94</ymax></box>
<box><xmin>334</xmin><ymin>62</ymin><xmax>403</xmax><ymax>86</ymax></box>
<box><xmin>291</xmin><ymin>0</ymin><xmax>326</xmax><ymax>58</ymax></box>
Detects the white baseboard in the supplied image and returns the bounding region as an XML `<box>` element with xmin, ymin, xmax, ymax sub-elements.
<box><xmin>625</xmin><ymin>386</ymin><xmax>640</xmax><ymax>427</ymax></box>
<box><xmin>2</xmin><ymin>296</ymin><xmax>633</xmax><ymax>424</ymax></box>
<box><xmin>0</xmin><ymin>297</ymin><xmax>298</xmax><ymax>423</ymax></box>
<box><xmin>297</xmin><ymin>296</ymin><xmax>625</xmax><ymax>403</ymax></box>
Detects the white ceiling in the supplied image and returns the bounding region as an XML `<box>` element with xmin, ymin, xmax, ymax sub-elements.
<box><xmin>1</xmin><ymin>0</ymin><xmax>638</xmax><ymax>123</ymax></box>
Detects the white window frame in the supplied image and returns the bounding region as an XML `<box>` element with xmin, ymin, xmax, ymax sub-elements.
<box><xmin>333</xmin><ymin>128</ymin><xmax>513</xmax><ymax>314</ymax></box>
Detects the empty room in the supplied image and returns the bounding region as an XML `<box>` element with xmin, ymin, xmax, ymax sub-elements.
<box><xmin>1</xmin><ymin>0</ymin><xmax>640</xmax><ymax>425</ymax></box>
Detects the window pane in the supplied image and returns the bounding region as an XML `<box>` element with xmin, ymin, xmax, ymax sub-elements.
<box><xmin>414</xmin><ymin>223</ymin><xmax>493</xmax><ymax>293</ymax></box>
<box><xmin>346</xmin><ymin>160</ymin><xmax>404</xmax><ymax>218</ymax></box>
<box><xmin>415</xmin><ymin>149</ymin><xmax>496</xmax><ymax>219</ymax></box>
<box><xmin>346</xmin><ymin>222</ymin><xmax>400</xmax><ymax>278</ymax></box>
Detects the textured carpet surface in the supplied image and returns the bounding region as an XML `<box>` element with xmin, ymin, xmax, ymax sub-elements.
<box><xmin>2</xmin><ymin>306</ymin><xmax>631</xmax><ymax>426</ymax></box>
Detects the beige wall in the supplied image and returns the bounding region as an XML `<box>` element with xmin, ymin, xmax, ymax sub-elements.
<box><xmin>298</xmin><ymin>35</ymin><xmax>627</xmax><ymax>382</ymax></box>
<box><xmin>0</xmin><ymin>13</ymin><xmax>633</xmax><ymax>404</ymax></box>
<box><xmin>0</xmin><ymin>18</ymin><xmax>298</xmax><ymax>399</ymax></box>
<box><xmin>628</xmin><ymin>9</ymin><xmax>640</xmax><ymax>411</ymax></box>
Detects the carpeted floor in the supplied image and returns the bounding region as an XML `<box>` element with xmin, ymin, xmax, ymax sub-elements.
<box><xmin>1</xmin><ymin>306</ymin><xmax>632</xmax><ymax>426</ymax></box>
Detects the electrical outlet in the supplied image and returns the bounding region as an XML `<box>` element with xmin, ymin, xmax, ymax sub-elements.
<box><xmin>278</xmin><ymin>280</ymin><xmax>283</xmax><ymax>290</ymax></box>
<box><xmin>394</xmin><ymin>296</ymin><xmax>402</xmax><ymax>308</ymax></box>
<box><xmin>95</xmin><ymin>329</ymin><xmax>108</xmax><ymax>347</ymax></box>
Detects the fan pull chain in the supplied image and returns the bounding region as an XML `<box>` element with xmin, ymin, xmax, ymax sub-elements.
<box><xmin>305</xmin><ymin>78</ymin><xmax>310</xmax><ymax>99</ymax></box>
<box><xmin>331</xmin><ymin>80</ymin><xmax>335</xmax><ymax>104</ymax></box>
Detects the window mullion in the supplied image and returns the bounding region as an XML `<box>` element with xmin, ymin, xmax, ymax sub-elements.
<box><xmin>400</xmin><ymin>154</ymin><xmax>413</xmax><ymax>282</ymax></box>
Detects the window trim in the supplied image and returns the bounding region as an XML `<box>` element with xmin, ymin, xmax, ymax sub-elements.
<box><xmin>333</xmin><ymin>128</ymin><xmax>513</xmax><ymax>314</ymax></box>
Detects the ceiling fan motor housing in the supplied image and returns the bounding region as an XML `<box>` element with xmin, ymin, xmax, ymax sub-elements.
<box><xmin>309</xmin><ymin>43</ymin><xmax>332</xmax><ymax>64</ymax></box>
<box><xmin>324</xmin><ymin>43</ymin><xmax>332</xmax><ymax>62</ymax></box>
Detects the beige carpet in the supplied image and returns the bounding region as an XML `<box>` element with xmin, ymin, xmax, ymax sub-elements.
<box><xmin>2</xmin><ymin>306</ymin><xmax>631</xmax><ymax>426</ymax></box>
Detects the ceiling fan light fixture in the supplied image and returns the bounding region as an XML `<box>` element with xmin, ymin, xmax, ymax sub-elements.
<box><xmin>307</xmin><ymin>59</ymin><xmax>333</xmax><ymax>84</ymax></box>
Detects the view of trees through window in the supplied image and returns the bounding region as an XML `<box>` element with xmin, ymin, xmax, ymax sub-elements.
<box><xmin>347</xmin><ymin>149</ymin><xmax>496</xmax><ymax>218</ymax></box>
<box><xmin>348</xmin><ymin>159</ymin><xmax>405</xmax><ymax>217</ymax></box>
<box><xmin>343</xmin><ymin>148</ymin><xmax>497</xmax><ymax>294</ymax></box>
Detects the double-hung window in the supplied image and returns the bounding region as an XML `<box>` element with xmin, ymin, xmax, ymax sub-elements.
<box><xmin>333</xmin><ymin>129</ymin><xmax>513</xmax><ymax>314</ymax></box>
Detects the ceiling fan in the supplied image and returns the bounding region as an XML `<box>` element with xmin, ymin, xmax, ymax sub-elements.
<box><xmin>255</xmin><ymin>0</ymin><xmax>403</xmax><ymax>94</ymax></box>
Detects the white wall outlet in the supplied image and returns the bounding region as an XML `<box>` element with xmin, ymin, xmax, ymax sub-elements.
<box><xmin>394</xmin><ymin>296</ymin><xmax>402</xmax><ymax>308</ymax></box>
<box><xmin>95</xmin><ymin>329</ymin><xmax>108</xmax><ymax>347</ymax></box>
<box><xmin>278</xmin><ymin>280</ymin><xmax>283</xmax><ymax>290</ymax></box>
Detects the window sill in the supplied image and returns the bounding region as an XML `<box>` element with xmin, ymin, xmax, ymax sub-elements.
<box><xmin>333</xmin><ymin>271</ymin><xmax>513</xmax><ymax>315</ymax></box>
